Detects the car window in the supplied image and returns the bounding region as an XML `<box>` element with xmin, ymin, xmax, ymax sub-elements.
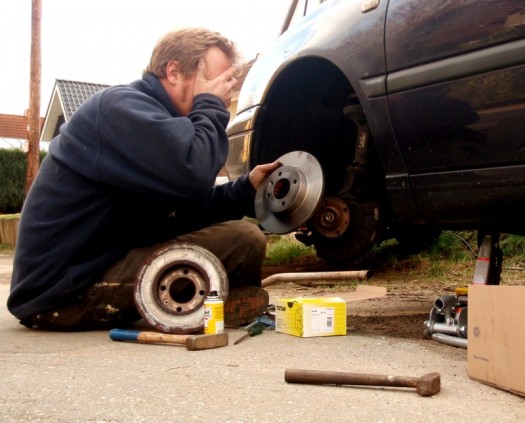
<box><xmin>386</xmin><ymin>0</ymin><xmax>525</xmax><ymax>71</ymax></box>
<box><xmin>287</xmin><ymin>0</ymin><xmax>328</xmax><ymax>30</ymax></box>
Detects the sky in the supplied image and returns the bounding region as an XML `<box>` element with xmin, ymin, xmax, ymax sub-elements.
<box><xmin>0</xmin><ymin>0</ymin><xmax>291</xmax><ymax>116</ymax></box>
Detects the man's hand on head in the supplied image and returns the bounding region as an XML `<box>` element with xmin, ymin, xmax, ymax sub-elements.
<box><xmin>194</xmin><ymin>59</ymin><xmax>238</xmax><ymax>107</ymax></box>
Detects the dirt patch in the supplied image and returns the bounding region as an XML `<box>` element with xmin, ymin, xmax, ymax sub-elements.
<box><xmin>265</xmin><ymin>280</ymin><xmax>440</xmax><ymax>341</ymax></box>
<box><xmin>262</xmin><ymin>248</ymin><xmax>521</xmax><ymax>343</ymax></box>
<box><xmin>262</xmin><ymin>257</ymin><xmax>463</xmax><ymax>341</ymax></box>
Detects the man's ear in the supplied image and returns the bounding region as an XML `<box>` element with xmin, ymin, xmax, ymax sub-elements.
<box><xmin>165</xmin><ymin>60</ymin><xmax>181</xmax><ymax>85</ymax></box>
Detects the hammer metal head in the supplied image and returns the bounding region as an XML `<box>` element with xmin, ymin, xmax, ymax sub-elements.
<box><xmin>416</xmin><ymin>372</ymin><xmax>441</xmax><ymax>396</ymax></box>
<box><xmin>185</xmin><ymin>332</ymin><xmax>229</xmax><ymax>351</ymax></box>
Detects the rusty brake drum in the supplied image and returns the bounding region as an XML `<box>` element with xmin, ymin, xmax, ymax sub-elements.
<box><xmin>134</xmin><ymin>243</ymin><xmax>228</xmax><ymax>334</ymax></box>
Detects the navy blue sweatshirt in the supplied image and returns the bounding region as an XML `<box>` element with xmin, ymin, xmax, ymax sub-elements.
<box><xmin>8</xmin><ymin>73</ymin><xmax>256</xmax><ymax>320</ymax></box>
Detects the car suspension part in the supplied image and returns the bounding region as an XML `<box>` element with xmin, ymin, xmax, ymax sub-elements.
<box><xmin>311</xmin><ymin>197</ymin><xmax>351</xmax><ymax>239</ymax></box>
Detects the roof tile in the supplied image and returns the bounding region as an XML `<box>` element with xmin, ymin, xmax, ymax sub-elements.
<box><xmin>0</xmin><ymin>114</ymin><xmax>28</xmax><ymax>139</ymax></box>
<box><xmin>56</xmin><ymin>79</ymin><xmax>110</xmax><ymax>120</ymax></box>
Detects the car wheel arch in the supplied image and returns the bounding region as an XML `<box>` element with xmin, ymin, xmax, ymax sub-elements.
<box><xmin>251</xmin><ymin>56</ymin><xmax>377</xmax><ymax>190</ymax></box>
<box><xmin>248</xmin><ymin>56</ymin><xmax>391</xmax><ymax>263</ymax></box>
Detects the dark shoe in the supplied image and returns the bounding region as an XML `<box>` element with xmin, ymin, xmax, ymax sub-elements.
<box><xmin>224</xmin><ymin>286</ymin><xmax>269</xmax><ymax>328</ymax></box>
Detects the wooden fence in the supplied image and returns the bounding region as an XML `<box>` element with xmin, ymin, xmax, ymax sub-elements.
<box><xmin>0</xmin><ymin>215</ymin><xmax>19</xmax><ymax>248</ymax></box>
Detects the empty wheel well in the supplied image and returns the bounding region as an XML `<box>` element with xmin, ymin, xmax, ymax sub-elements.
<box><xmin>250</xmin><ymin>58</ymin><xmax>362</xmax><ymax>196</ymax></box>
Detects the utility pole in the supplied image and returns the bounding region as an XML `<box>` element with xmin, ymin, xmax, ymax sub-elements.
<box><xmin>25</xmin><ymin>0</ymin><xmax>42</xmax><ymax>193</ymax></box>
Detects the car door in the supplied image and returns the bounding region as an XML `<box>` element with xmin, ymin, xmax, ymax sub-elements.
<box><xmin>385</xmin><ymin>0</ymin><xmax>525</xmax><ymax>220</ymax></box>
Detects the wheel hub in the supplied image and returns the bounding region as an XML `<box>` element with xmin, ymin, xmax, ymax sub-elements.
<box><xmin>312</xmin><ymin>197</ymin><xmax>351</xmax><ymax>238</ymax></box>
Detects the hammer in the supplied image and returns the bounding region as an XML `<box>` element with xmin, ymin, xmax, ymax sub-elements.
<box><xmin>284</xmin><ymin>369</ymin><xmax>441</xmax><ymax>397</ymax></box>
<box><xmin>109</xmin><ymin>329</ymin><xmax>229</xmax><ymax>351</ymax></box>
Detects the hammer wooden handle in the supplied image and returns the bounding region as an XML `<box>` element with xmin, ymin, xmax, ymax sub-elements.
<box><xmin>285</xmin><ymin>369</ymin><xmax>415</xmax><ymax>388</ymax></box>
<box><xmin>110</xmin><ymin>329</ymin><xmax>189</xmax><ymax>345</ymax></box>
<box><xmin>109</xmin><ymin>329</ymin><xmax>229</xmax><ymax>350</ymax></box>
<box><xmin>285</xmin><ymin>369</ymin><xmax>441</xmax><ymax>396</ymax></box>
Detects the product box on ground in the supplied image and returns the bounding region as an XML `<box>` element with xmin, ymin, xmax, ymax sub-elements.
<box><xmin>467</xmin><ymin>285</ymin><xmax>525</xmax><ymax>397</ymax></box>
<box><xmin>275</xmin><ymin>297</ymin><xmax>347</xmax><ymax>337</ymax></box>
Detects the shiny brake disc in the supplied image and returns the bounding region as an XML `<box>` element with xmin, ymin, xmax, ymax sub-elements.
<box><xmin>255</xmin><ymin>151</ymin><xmax>324</xmax><ymax>234</ymax></box>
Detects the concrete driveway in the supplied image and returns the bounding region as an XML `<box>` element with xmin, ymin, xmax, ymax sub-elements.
<box><xmin>0</xmin><ymin>254</ymin><xmax>524</xmax><ymax>422</ymax></box>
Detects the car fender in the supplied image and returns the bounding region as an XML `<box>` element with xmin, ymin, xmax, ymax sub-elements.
<box><xmin>235</xmin><ymin>0</ymin><xmax>389</xmax><ymax>117</ymax></box>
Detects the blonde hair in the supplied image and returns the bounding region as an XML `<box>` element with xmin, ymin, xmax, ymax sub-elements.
<box><xmin>145</xmin><ymin>28</ymin><xmax>239</xmax><ymax>78</ymax></box>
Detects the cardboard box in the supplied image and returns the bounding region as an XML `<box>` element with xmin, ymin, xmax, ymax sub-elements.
<box><xmin>333</xmin><ymin>285</ymin><xmax>387</xmax><ymax>303</ymax></box>
<box><xmin>467</xmin><ymin>285</ymin><xmax>525</xmax><ymax>397</ymax></box>
<box><xmin>275</xmin><ymin>297</ymin><xmax>346</xmax><ymax>337</ymax></box>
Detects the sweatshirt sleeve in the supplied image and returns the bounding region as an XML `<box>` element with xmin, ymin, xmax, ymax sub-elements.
<box><xmin>166</xmin><ymin>174</ymin><xmax>258</xmax><ymax>234</ymax></box>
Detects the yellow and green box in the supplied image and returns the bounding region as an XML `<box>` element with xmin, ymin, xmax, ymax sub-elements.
<box><xmin>275</xmin><ymin>297</ymin><xmax>346</xmax><ymax>337</ymax></box>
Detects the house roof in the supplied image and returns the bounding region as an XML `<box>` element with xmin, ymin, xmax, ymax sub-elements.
<box><xmin>56</xmin><ymin>79</ymin><xmax>110</xmax><ymax>120</ymax></box>
<box><xmin>0</xmin><ymin>113</ymin><xmax>28</xmax><ymax>139</ymax></box>
<box><xmin>0</xmin><ymin>113</ymin><xmax>46</xmax><ymax>150</ymax></box>
<box><xmin>40</xmin><ymin>79</ymin><xmax>109</xmax><ymax>141</ymax></box>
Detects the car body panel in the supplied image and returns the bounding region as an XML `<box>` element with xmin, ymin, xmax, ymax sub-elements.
<box><xmin>226</xmin><ymin>0</ymin><xmax>525</xmax><ymax>257</ymax></box>
<box><xmin>385</xmin><ymin>0</ymin><xmax>525</xmax><ymax>221</ymax></box>
<box><xmin>235</xmin><ymin>0</ymin><xmax>388</xmax><ymax>114</ymax></box>
<box><xmin>229</xmin><ymin>0</ymin><xmax>394</xmax><ymax>175</ymax></box>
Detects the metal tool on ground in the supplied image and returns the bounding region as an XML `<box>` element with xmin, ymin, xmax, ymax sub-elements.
<box><xmin>284</xmin><ymin>369</ymin><xmax>441</xmax><ymax>397</ymax></box>
<box><xmin>424</xmin><ymin>288</ymin><xmax>468</xmax><ymax>349</ymax></box>
<box><xmin>255</xmin><ymin>314</ymin><xmax>275</xmax><ymax>329</ymax></box>
<box><xmin>424</xmin><ymin>230</ymin><xmax>505</xmax><ymax>349</ymax></box>
<box><xmin>233</xmin><ymin>321</ymin><xmax>267</xmax><ymax>345</ymax></box>
<box><xmin>109</xmin><ymin>329</ymin><xmax>229</xmax><ymax>351</ymax></box>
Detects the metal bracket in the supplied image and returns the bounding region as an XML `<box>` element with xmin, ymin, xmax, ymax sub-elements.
<box><xmin>339</xmin><ymin>106</ymin><xmax>371</xmax><ymax>198</ymax></box>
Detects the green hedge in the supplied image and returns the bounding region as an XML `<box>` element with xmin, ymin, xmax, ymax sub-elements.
<box><xmin>0</xmin><ymin>149</ymin><xmax>47</xmax><ymax>214</ymax></box>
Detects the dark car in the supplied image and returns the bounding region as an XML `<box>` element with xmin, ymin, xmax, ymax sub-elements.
<box><xmin>226</xmin><ymin>0</ymin><xmax>525</xmax><ymax>263</ymax></box>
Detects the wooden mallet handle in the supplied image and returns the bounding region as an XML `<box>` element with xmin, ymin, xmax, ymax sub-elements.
<box><xmin>284</xmin><ymin>369</ymin><xmax>440</xmax><ymax>396</ymax></box>
<box><xmin>109</xmin><ymin>329</ymin><xmax>229</xmax><ymax>350</ymax></box>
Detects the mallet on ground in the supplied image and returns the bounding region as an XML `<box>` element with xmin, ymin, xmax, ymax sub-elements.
<box><xmin>109</xmin><ymin>329</ymin><xmax>229</xmax><ymax>351</ymax></box>
<box><xmin>284</xmin><ymin>369</ymin><xmax>441</xmax><ymax>397</ymax></box>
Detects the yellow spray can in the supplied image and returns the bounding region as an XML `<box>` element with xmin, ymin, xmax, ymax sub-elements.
<box><xmin>204</xmin><ymin>290</ymin><xmax>224</xmax><ymax>334</ymax></box>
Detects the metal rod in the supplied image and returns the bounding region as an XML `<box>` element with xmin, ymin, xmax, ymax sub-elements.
<box><xmin>431</xmin><ymin>333</ymin><xmax>467</xmax><ymax>349</ymax></box>
<box><xmin>428</xmin><ymin>322</ymin><xmax>460</xmax><ymax>336</ymax></box>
